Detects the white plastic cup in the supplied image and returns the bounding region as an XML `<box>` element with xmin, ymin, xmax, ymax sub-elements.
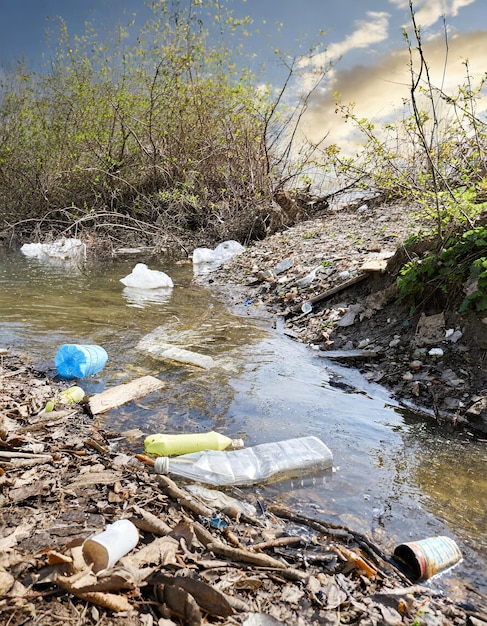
<box><xmin>82</xmin><ymin>519</ymin><xmax>139</xmax><ymax>572</ymax></box>
<box><xmin>55</xmin><ymin>344</ymin><xmax>108</xmax><ymax>379</ymax></box>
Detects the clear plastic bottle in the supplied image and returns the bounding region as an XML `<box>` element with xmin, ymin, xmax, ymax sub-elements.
<box><xmin>153</xmin><ymin>435</ymin><xmax>333</xmax><ymax>487</ymax></box>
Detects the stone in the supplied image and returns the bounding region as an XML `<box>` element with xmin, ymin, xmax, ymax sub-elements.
<box><xmin>415</xmin><ymin>312</ymin><xmax>445</xmax><ymax>347</ymax></box>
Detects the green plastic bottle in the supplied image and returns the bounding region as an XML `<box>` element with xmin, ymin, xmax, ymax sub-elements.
<box><xmin>144</xmin><ymin>431</ymin><xmax>243</xmax><ymax>457</ymax></box>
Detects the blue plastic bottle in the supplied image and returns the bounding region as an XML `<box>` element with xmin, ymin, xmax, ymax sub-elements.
<box><xmin>55</xmin><ymin>344</ymin><xmax>108</xmax><ymax>379</ymax></box>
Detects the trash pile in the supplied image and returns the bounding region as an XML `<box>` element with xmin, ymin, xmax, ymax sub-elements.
<box><xmin>1</xmin><ymin>351</ymin><xmax>481</xmax><ymax>626</ymax></box>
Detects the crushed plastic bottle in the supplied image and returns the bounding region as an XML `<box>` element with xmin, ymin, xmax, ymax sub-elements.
<box><xmin>152</xmin><ymin>436</ymin><xmax>333</xmax><ymax>486</ymax></box>
<box><xmin>144</xmin><ymin>431</ymin><xmax>243</xmax><ymax>457</ymax></box>
<box><xmin>185</xmin><ymin>484</ymin><xmax>257</xmax><ymax>517</ymax></box>
<box><xmin>55</xmin><ymin>344</ymin><xmax>108</xmax><ymax>379</ymax></box>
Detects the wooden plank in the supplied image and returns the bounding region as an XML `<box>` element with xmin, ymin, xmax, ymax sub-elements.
<box><xmin>316</xmin><ymin>349</ymin><xmax>379</xmax><ymax>361</ymax></box>
<box><xmin>360</xmin><ymin>258</ymin><xmax>388</xmax><ymax>272</ymax></box>
<box><xmin>88</xmin><ymin>375</ymin><xmax>165</xmax><ymax>415</ymax></box>
<box><xmin>286</xmin><ymin>273</ymin><xmax>368</xmax><ymax>316</ymax></box>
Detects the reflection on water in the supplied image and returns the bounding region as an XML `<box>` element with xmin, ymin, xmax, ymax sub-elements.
<box><xmin>1</xmin><ymin>246</ymin><xmax>486</xmax><ymax>595</ymax></box>
<box><xmin>396</xmin><ymin>416</ymin><xmax>487</xmax><ymax>564</ymax></box>
<box><xmin>121</xmin><ymin>285</ymin><xmax>173</xmax><ymax>308</ymax></box>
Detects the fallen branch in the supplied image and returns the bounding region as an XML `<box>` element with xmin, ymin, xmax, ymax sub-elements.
<box><xmin>155</xmin><ymin>474</ymin><xmax>214</xmax><ymax>517</ymax></box>
<box><xmin>268</xmin><ymin>504</ymin><xmax>410</xmax><ymax>584</ymax></box>
<box><xmin>251</xmin><ymin>536</ymin><xmax>306</xmax><ymax>551</ymax></box>
<box><xmin>286</xmin><ymin>273</ymin><xmax>368</xmax><ymax>316</ymax></box>
<box><xmin>206</xmin><ymin>542</ymin><xmax>308</xmax><ymax>581</ymax></box>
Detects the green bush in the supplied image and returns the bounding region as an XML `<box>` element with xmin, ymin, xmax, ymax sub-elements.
<box><xmin>0</xmin><ymin>1</ymin><xmax>276</xmax><ymax>247</ymax></box>
<box><xmin>397</xmin><ymin>226</ymin><xmax>487</xmax><ymax>312</ymax></box>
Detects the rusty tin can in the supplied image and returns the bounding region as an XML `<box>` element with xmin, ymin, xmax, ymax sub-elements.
<box><xmin>394</xmin><ymin>536</ymin><xmax>462</xmax><ymax>581</ymax></box>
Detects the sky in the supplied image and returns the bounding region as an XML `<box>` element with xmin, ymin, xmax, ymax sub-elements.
<box><xmin>0</xmin><ymin>0</ymin><xmax>485</xmax><ymax>154</ymax></box>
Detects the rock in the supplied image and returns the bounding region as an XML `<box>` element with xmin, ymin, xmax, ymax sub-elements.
<box><xmin>336</xmin><ymin>304</ymin><xmax>362</xmax><ymax>327</ymax></box>
<box><xmin>445</xmin><ymin>328</ymin><xmax>463</xmax><ymax>343</ymax></box>
<box><xmin>428</xmin><ymin>347</ymin><xmax>444</xmax><ymax>357</ymax></box>
<box><xmin>415</xmin><ymin>313</ymin><xmax>445</xmax><ymax>347</ymax></box>
<box><xmin>466</xmin><ymin>396</ymin><xmax>487</xmax><ymax>416</ymax></box>
<box><xmin>441</xmin><ymin>369</ymin><xmax>465</xmax><ymax>387</ymax></box>
<box><xmin>409</xmin><ymin>360</ymin><xmax>423</xmax><ymax>371</ymax></box>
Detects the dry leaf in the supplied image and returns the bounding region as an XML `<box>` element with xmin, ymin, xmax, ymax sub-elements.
<box><xmin>169</xmin><ymin>520</ymin><xmax>195</xmax><ymax>549</ymax></box>
<box><xmin>47</xmin><ymin>550</ymin><xmax>73</xmax><ymax>565</ymax></box>
<box><xmin>121</xmin><ymin>535</ymin><xmax>180</xmax><ymax>569</ymax></box>
<box><xmin>0</xmin><ymin>569</ymin><xmax>14</xmax><ymax>596</ymax></box>
<box><xmin>0</xmin><ymin>522</ymin><xmax>35</xmax><ymax>551</ymax></box>
<box><xmin>131</xmin><ymin>505</ymin><xmax>172</xmax><ymax>536</ymax></box>
<box><xmin>56</xmin><ymin>575</ymin><xmax>133</xmax><ymax>613</ymax></box>
<box><xmin>8</xmin><ymin>480</ymin><xmax>51</xmax><ymax>503</ymax></box>
<box><xmin>336</xmin><ymin>545</ymin><xmax>376</xmax><ymax>579</ymax></box>
<box><xmin>78</xmin><ymin>565</ymin><xmax>149</xmax><ymax>592</ymax></box>
<box><xmin>151</xmin><ymin>573</ymin><xmax>234</xmax><ymax>617</ymax></box>
<box><xmin>156</xmin><ymin>583</ymin><xmax>202</xmax><ymax>626</ymax></box>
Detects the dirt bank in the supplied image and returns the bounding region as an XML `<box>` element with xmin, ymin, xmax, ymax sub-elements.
<box><xmin>203</xmin><ymin>199</ymin><xmax>487</xmax><ymax>435</ymax></box>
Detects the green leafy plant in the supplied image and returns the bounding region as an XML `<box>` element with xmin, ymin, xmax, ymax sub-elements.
<box><xmin>397</xmin><ymin>226</ymin><xmax>487</xmax><ymax>312</ymax></box>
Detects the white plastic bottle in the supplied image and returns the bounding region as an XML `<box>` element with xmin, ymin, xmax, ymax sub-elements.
<box><xmin>153</xmin><ymin>435</ymin><xmax>333</xmax><ymax>487</ymax></box>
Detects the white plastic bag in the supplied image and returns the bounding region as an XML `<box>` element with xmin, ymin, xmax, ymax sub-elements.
<box><xmin>20</xmin><ymin>238</ymin><xmax>86</xmax><ymax>264</ymax></box>
<box><xmin>192</xmin><ymin>240</ymin><xmax>244</xmax><ymax>273</ymax></box>
<box><xmin>120</xmin><ymin>263</ymin><xmax>174</xmax><ymax>289</ymax></box>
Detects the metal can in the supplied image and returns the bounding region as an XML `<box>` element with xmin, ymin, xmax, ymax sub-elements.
<box><xmin>393</xmin><ymin>536</ymin><xmax>462</xmax><ymax>580</ymax></box>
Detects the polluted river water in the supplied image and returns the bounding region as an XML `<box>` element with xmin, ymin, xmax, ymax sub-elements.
<box><xmin>0</xmin><ymin>246</ymin><xmax>486</xmax><ymax>599</ymax></box>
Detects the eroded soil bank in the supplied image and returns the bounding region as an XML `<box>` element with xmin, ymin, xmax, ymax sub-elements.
<box><xmin>204</xmin><ymin>200</ymin><xmax>487</xmax><ymax>435</ymax></box>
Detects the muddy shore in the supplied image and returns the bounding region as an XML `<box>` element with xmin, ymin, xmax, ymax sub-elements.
<box><xmin>203</xmin><ymin>200</ymin><xmax>487</xmax><ymax>436</ymax></box>
<box><xmin>1</xmin><ymin>351</ymin><xmax>486</xmax><ymax>625</ymax></box>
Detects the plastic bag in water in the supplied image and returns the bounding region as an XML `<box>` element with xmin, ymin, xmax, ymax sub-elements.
<box><xmin>20</xmin><ymin>238</ymin><xmax>86</xmax><ymax>264</ymax></box>
<box><xmin>120</xmin><ymin>263</ymin><xmax>174</xmax><ymax>289</ymax></box>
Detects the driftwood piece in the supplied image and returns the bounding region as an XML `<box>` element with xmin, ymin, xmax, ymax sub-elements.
<box><xmin>287</xmin><ymin>273</ymin><xmax>369</xmax><ymax>316</ymax></box>
<box><xmin>0</xmin><ymin>451</ymin><xmax>53</xmax><ymax>460</ymax></box>
<box><xmin>143</xmin><ymin>344</ymin><xmax>215</xmax><ymax>369</ymax></box>
<box><xmin>88</xmin><ymin>375</ymin><xmax>165</xmax><ymax>415</ymax></box>
<box><xmin>206</xmin><ymin>542</ymin><xmax>308</xmax><ymax>581</ymax></box>
<box><xmin>316</xmin><ymin>349</ymin><xmax>380</xmax><ymax>361</ymax></box>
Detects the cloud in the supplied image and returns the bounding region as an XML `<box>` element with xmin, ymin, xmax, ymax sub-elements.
<box><xmin>326</xmin><ymin>12</ymin><xmax>390</xmax><ymax>61</ymax></box>
<box><xmin>387</xmin><ymin>0</ymin><xmax>477</xmax><ymax>28</ymax></box>
<box><xmin>299</xmin><ymin>30</ymin><xmax>487</xmax><ymax>153</ymax></box>
<box><xmin>298</xmin><ymin>11</ymin><xmax>390</xmax><ymax>70</ymax></box>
